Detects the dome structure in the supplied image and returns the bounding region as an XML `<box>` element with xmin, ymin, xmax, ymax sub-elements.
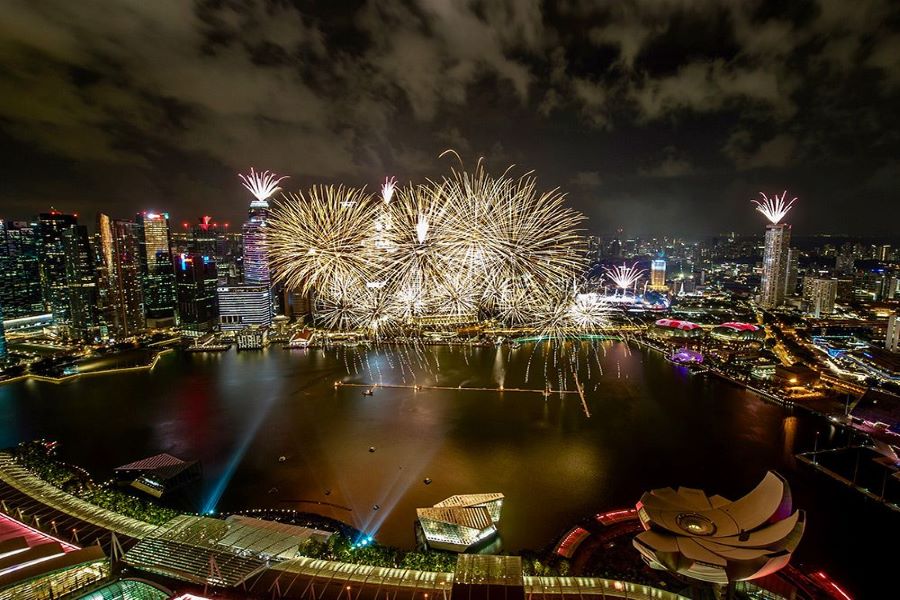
<box><xmin>650</xmin><ymin>318</ymin><xmax>704</xmax><ymax>339</ymax></box>
<box><xmin>633</xmin><ymin>471</ymin><xmax>805</xmax><ymax>585</ymax></box>
<box><xmin>671</xmin><ymin>348</ymin><xmax>703</xmax><ymax>364</ymax></box>
<box><xmin>710</xmin><ymin>322</ymin><xmax>766</xmax><ymax>342</ymax></box>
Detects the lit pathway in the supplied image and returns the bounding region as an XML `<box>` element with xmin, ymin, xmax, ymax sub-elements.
<box><xmin>335</xmin><ymin>382</ymin><xmax>580</xmax><ymax>395</ymax></box>
<box><xmin>251</xmin><ymin>557</ymin><xmax>689</xmax><ymax>600</ymax></box>
<box><xmin>0</xmin><ymin>452</ymin><xmax>160</xmax><ymax>539</ymax></box>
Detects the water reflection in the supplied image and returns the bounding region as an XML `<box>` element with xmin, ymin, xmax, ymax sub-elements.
<box><xmin>0</xmin><ymin>342</ymin><xmax>873</xmax><ymax>581</ymax></box>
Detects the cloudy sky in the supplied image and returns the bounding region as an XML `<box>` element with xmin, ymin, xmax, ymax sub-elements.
<box><xmin>2</xmin><ymin>0</ymin><xmax>899</xmax><ymax>236</ymax></box>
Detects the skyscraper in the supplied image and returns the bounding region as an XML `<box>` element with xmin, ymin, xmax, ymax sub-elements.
<box><xmin>37</xmin><ymin>212</ymin><xmax>78</xmax><ymax>325</ymax></box>
<box><xmin>785</xmin><ymin>247</ymin><xmax>799</xmax><ymax>297</ymax></box>
<box><xmin>0</xmin><ymin>220</ymin><xmax>44</xmax><ymax>317</ymax></box>
<box><xmin>650</xmin><ymin>259</ymin><xmax>667</xmax><ymax>291</ymax></box>
<box><xmin>242</xmin><ymin>198</ymin><xmax>271</xmax><ymax>287</ymax></box>
<box><xmin>136</xmin><ymin>212</ymin><xmax>176</xmax><ymax>327</ymax></box>
<box><xmin>760</xmin><ymin>223</ymin><xmax>791</xmax><ymax>308</ymax></box>
<box><xmin>97</xmin><ymin>214</ymin><xmax>145</xmax><ymax>339</ymax></box>
<box><xmin>0</xmin><ymin>304</ymin><xmax>6</xmax><ymax>361</ymax></box>
<box><xmin>176</xmin><ymin>253</ymin><xmax>219</xmax><ymax>336</ymax></box>
<box><xmin>887</xmin><ymin>313</ymin><xmax>900</xmax><ymax>353</ymax></box>
<box><xmin>803</xmin><ymin>277</ymin><xmax>837</xmax><ymax>317</ymax></box>
<box><xmin>62</xmin><ymin>224</ymin><xmax>99</xmax><ymax>342</ymax></box>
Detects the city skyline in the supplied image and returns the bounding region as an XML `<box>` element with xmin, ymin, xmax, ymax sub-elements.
<box><xmin>2</xmin><ymin>1</ymin><xmax>900</xmax><ymax>236</ymax></box>
<box><xmin>1</xmin><ymin>4</ymin><xmax>899</xmax><ymax>600</ymax></box>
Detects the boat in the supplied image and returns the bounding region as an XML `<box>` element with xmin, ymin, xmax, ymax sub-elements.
<box><xmin>362</xmin><ymin>389</ymin><xmax>373</xmax><ymax>396</ymax></box>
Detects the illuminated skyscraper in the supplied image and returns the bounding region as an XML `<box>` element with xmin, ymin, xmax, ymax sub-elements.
<box><xmin>136</xmin><ymin>212</ymin><xmax>176</xmax><ymax>327</ymax></box>
<box><xmin>760</xmin><ymin>223</ymin><xmax>791</xmax><ymax>308</ymax></box>
<box><xmin>0</xmin><ymin>304</ymin><xmax>6</xmax><ymax>360</ymax></box>
<box><xmin>785</xmin><ymin>247</ymin><xmax>799</xmax><ymax>297</ymax></box>
<box><xmin>0</xmin><ymin>220</ymin><xmax>43</xmax><ymax>317</ymax></box>
<box><xmin>97</xmin><ymin>214</ymin><xmax>145</xmax><ymax>339</ymax></box>
<box><xmin>176</xmin><ymin>253</ymin><xmax>219</xmax><ymax>336</ymax></box>
<box><xmin>886</xmin><ymin>313</ymin><xmax>900</xmax><ymax>353</ymax></box>
<box><xmin>217</xmin><ymin>285</ymin><xmax>272</xmax><ymax>331</ymax></box>
<box><xmin>803</xmin><ymin>277</ymin><xmax>837</xmax><ymax>317</ymax></box>
<box><xmin>37</xmin><ymin>212</ymin><xmax>78</xmax><ymax>325</ymax></box>
<box><xmin>62</xmin><ymin>224</ymin><xmax>99</xmax><ymax>342</ymax></box>
<box><xmin>649</xmin><ymin>259</ymin><xmax>667</xmax><ymax>291</ymax></box>
<box><xmin>242</xmin><ymin>199</ymin><xmax>270</xmax><ymax>287</ymax></box>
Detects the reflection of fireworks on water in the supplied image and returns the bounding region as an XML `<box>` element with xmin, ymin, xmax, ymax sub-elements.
<box><xmin>752</xmin><ymin>191</ymin><xmax>796</xmax><ymax>224</ymax></box>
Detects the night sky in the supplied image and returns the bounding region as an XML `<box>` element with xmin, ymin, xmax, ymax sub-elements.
<box><xmin>2</xmin><ymin>0</ymin><xmax>899</xmax><ymax>236</ymax></box>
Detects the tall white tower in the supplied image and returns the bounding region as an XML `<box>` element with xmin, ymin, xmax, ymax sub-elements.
<box><xmin>753</xmin><ymin>191</ymin><xmax>796</xmax><ymax>310</ymax></box>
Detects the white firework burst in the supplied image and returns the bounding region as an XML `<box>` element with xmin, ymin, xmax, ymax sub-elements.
<box><xmin>604</xmin><ymin>263</ymin><xmax>645</xmax><ymax>291</ymax></box>
<box><xmin>239</xmin><ymin>168</ymin><xmax>288</xmax><ymax>201</ymax></box>
<box><xmin>752</xmin><ymin>190</ymin><xmax>796</xmax><ymax>224</ymax></box>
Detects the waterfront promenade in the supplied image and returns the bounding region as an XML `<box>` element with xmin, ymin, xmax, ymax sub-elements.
<box><xmin>0</xmin><ymin>451</ymin><xmax>688</xmax><ymax>599</ymax></box>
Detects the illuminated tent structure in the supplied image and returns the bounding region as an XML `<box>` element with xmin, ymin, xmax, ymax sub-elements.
<box><xmin>633</xmin><ymin>471</ymin><xmax>804</xmax><ymax>585</ymax></box>
<box><xmin>416</xmin><ymin>493</ymin><xmax>503</xmax><ymax>552</ymax></box>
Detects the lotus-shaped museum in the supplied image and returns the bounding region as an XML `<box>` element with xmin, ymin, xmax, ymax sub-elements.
<box><xmin>633</xmin><ymin>471</ymin><xmax>805</xmax><ymax>585</ymax></box>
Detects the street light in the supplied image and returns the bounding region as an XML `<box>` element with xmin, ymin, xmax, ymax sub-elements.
<box><xmin>813</xmin><ymin>431</ymin><xmax>820</xmax><ymax>464</ymax></box>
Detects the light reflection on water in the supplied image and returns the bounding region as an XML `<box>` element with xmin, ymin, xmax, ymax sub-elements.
<box><xmin>0</xmin><ymin>342</ymin><xmax>885</xmax><ymax>594</ymax></box>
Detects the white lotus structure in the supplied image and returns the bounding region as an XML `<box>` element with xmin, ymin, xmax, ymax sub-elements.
<box><xmin>633</xmin><ymin>471</ymin><xmax>805</xmax><ymax>585</ymax></box>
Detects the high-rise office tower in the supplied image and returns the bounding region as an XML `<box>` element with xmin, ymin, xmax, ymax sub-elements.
<box><xmin>97</xmin><ymin>214</ymin><xmax>146</xmax><ymax>339</ymax></box>
<box><xmin>0</xmin><ymin>304</ymin><xmax>6</xmax><ymax>360</ymax></box>
<box><xmin>785</xmin><ymin>248</ymin><xmax>799</xmax><ymax>297</ymax></box>
<box><xmin>886</xmin><ymin>313</ymin><xmax>900</xmax><ymax>353</ymax></box>
<box><xmin>835</xmin><ymin>244</ymin><xmax>855</xmax><ymax>276</ymax></box>
<box><xmin>242</xmin><ymin>198</ymin><xmax>270</xmax><ymax>287</ymax></box>
<box><xmin>803</xmin><ymin>277</ymin><xmax>837</xmax><ymax>317</ymax></box>
<box><xmin>0</xmin><ymin>220</ymin><xmax>44</xmax><ymax>317</ymax></box>
<box><xmin>62</xmin><ymin>225</ymin><xmax>99</xmax><ymax>342</ymax></box>
<box><xmin>176</xmin><ymin>253</ymin><xmax>219</xmax><ymax>336</ymax></box>
<box><xmin>136</xmin><ymin>212</ymin><xmax>176</xmax><ymax>327</ymax></box>
<box><xmin>37</xmin><ymin>212</ymin><xmax>79</xmax><ymax>326</ymax></box>
<box><xmin>188</xmin><ymin>216</ymin><xmax>220</xmax><ymax>257</ymax></box>
<box><xmin>650</xmin><ymin>259</ymin><xmax>667</xmax><ymax>291</ymax></box>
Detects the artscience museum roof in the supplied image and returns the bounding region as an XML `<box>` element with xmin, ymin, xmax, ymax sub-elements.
<box><xmin>632</xmin><ymin>471</ymin><xmax>805</xmax><ymax>585</ymax></box>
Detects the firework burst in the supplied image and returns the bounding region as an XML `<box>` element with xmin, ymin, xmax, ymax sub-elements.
<box><xmin>267</xmin><ymin>159</ymin><xmax>590</xmax><ymax>332</ymax></box>
<box><xmin>266</xmin><ymin>185</ymin><xmax>380</xmax><ymax>295</ymax></box>
<box><xmin>604</xmin><ymin>263</ymin><xmax>645</xmax><ymax>291</ymax></box>
<box><xmin>752</xmin><ymin>190</ymin><xmax>796</xmax><ymax>224</ymax></box>
<box><xmin>239</xmin><ymin>168</ymin><xmax>288</xmax><ymax>201</ymax></box>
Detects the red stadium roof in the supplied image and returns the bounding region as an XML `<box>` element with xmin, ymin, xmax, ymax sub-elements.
<box><xmin>654</xmin><ymin>319</ymin><xmax>701</xmax><ymax>330</ymax></box>
<box><xmin>720</xmin><ymin>322</ymin><xmax>759</xmax><ymax>331</ymax></box>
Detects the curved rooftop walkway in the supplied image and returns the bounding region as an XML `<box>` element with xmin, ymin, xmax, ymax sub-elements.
<box><xmin>0</xmin><ymin>452</ymin><xmax>157</xmax><ymax>540</ymax></box>
<box><xmin>0</xmin><ymin>453</ymin><xmax>686</xmax><ymax>600</ymax></box>
<box><xmin>247</xmin><ymin>557</ymin><xmax>689</xmax><ymax>600</ymax></box>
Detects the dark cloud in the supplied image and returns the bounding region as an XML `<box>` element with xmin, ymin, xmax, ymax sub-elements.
<box><xmin>1</xmin><ymin>0</ymin><xmax>899</xmax><ymax>235</ymax></box>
